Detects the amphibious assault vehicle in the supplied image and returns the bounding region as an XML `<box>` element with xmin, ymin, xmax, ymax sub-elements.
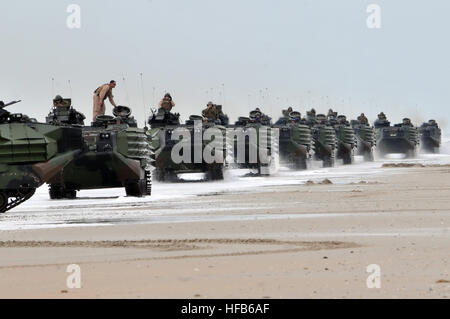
<box><xmin>374</xmin><ymin>116</ymin><xmax>420</xmax><ymax>157</ymax></box>
<box><xmin>304</xmin><ymin>112</ymin><xmax>336</xmax><ymax>167</ymax></box>
<box><xmin>0</xmin><ymin>100</ymin><xmax>83</xmax><ymax>213</ymax></box>
<box><xmin>148</xmin><ymin>109</ymin><xmax>227</xmax><ymax>181</ymax></box>
<box><xmin>273</xmin><ymin>110</ymin><xmax>312</xmax><ymax>169</ymax></box>
<box><xmin>350</xmin><ymin>120</ymin><xmax>376</xmax><ymax>161</ymax></box>
<box><xmin>227</xmin><ymin>110</ymin><xmax>277</xmax><ymax>175</ymax></box>
<box><xmin>47</xmin><ymin>105</ymin><xmax>152</xmax><ymax>199</ymax></box>
<box><xmin>419</xmin><ymin>120</ymin><xmax>441</xmax><ymax>153</ymax></box>
<box><xmin>327</xmin><ymin>114</ymin><xmax>357</xmax><ymax>165</ymax></box>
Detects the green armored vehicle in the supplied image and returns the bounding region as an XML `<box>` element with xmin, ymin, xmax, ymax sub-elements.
<box><xmin>228</xmin><ymin>109</ymin><xmax>275</xmax><ymax>175</ymax></box>
<box><xmin>419</xmin><ymin>119</ymin><xmax>441</xmax><ymax>153</ymax></box>
<box><xmin>374</xmin><ymin>113</ymin><xmax>420</xmax><ymax>157</ymax></box>
<box><xmin>327</xmin><ymin>113</ymin><xmax>357</xmax><ymax>165</ymax></box>
<box><xmin>148</xmin><ymin>109</ymin><xmax>227</xmax><ymax>181</ymax></box>
<box><xmin>47</xmin><ymin>105</ymin><xmax>152</xmax><ymax>199</ymax></box>
<box><xmin>273</xmin><ymin>110</ymin><xmax>312</xmax><ymax>169</ymax></box>
<box><xmin>350</xmin><ymin>117</ymin><xmax>376</xmax><ymax>161</ymax></box>
<box><xmin>304</xmin><ymin>110</ymin><xmax>336</xmax><ymax>167</ymax></box>
<box><xmin>0</xmin><ymin>100</ymin><xmax>83</xmax><ymax>213</ymax></box>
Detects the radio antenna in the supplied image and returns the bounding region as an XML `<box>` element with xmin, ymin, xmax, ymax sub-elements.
<box><xmin>68</xmin><ymin>80</ymin><xmax>73</xmax><ymax>97</ymax></box>
<box><xmin>140</xmin><ymin>73</ymin><xmax>147</xmax><ymax>128</ymax></box>
<box><xmin>51</xmin><ymin>77</ymin><xmax>55</xmax><ymax>96</ymax></box>
<box><xmin>122</xmin><ymin>76</ymin><xmax>131</xmax><ymax>107</ymax></box>
<box><xmin>222</xmin><ymin>83</ymin><xmax>225</xmax><ymax>107</ymax></box>
<box><xmin>152</xmin><ymin>87</ymin><xmax>156</xmax><ymax>108</ymax></box>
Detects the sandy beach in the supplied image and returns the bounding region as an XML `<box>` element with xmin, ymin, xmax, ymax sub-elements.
<box><xmin>0</xmin><ymin>162</ymin><xmax>449</xmax><ymax>299</ymax></box>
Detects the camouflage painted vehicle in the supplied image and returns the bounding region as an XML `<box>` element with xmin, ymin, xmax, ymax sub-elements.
<box><xmin>227</xmin><ymin>110</ymin><xmax>275</xmax><ymax>175</ymax></box>
<box><xmin>47</xmin><ymin>105</ymin><xmax>152</xmax><ymax>199</ymax></box>
<box><xmin>350</xmin><ymin>120</ymin><xmax>376</xmax><ymax>161</ymax></box>
<box><xmin>419</xmin><ymin>120</ymin><xmax>441</xmax><ymax>153</ymax></box>
<box><xmin>328</xmin><ymin>114</ymin><xmax>357</xmax><ymax>165</ymax></box>
<box><xmin>304</xmin><ymin>112</ymin><xmax>336</xmax><ymax>167</ymax></box>
<box><xmin>374</xmin><ymin>115</ymin><xmax>420</xmax><ymax>157</ymax></box>
<box><xmin>148</xmin><ymin>109</ymin><xmax>227</xmax><ymax>181</ymax></box>
<box><xmin>273</xmin><ymin>110</ymin><xmax>312</xmax><ymax>169</ymax></box>
<box><xmin>0</xmin><ymin>100</ymin><xmax>83</xmax><ymax>213</ymax></box>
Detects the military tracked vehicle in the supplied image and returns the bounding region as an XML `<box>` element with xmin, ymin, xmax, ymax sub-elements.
<box><xmin>304</xmin><ymin>111</ymin><xmax>336</xmax><ymax>167</ymax></box>
<box><xmin>149</xmin><ymin>109</ymin><xmax>227</xmax><ymax>181</ymax></box>
<box><xmin>374</xmin><ymin>115</ymin><xmax>420</xmax><ymax>157</ymax></box>
<box><xmin>273</xmin><ymin>110</ymin><xmax>312</xmax><ymax>169</ymax></box>
<box><xmin>327</xmin><ymin>114</ymin><xmax>357</xmax><ymax>165</ymax></box>
<box><xmin>227</xmin><ymin>109</ymin><xmax>276</xmax><ymax>175</ymax></box>
<box><xmin>351</xmin><ymin>120</ymin><xmax>376</xmax><ymax>161</ymax></box>
<box><xmin>47</xmin><ymin>105</ymin><xmax>152</xmax><ymax>199</ymax></box>
<box><xmin>419</xmin><ymin>120</ymin><xmax>441</xmax><ymax>153</ymax></box>
<box><xmin>0</xmin><ymin>100</ymin><xmax>83</xmax><ymax>213</ymax></box>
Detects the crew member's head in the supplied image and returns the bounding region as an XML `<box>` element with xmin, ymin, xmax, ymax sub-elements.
<box><xmin>109</xmin><ymin>80</ymin><xmax>117</xmax><ymax>88</ymax></box>
<box><xmin>164</xmin><ymin>93</ymin><xmax>172</xmax><ymax>101</ymax></box>
<box><xmin>53</xmin><ymin>95</ymin><xmax>64</xmax><ymax>107</ymax></box>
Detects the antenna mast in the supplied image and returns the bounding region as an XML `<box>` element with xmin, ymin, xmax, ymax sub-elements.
<box><xmin>122</xmin><ymin>76</ymin><xmax>131</xmax><ymax>107</ymax></box>
<box><xmin>51</xmin><ymin>77</ymin><xmax>55</xmax><ymax>96</ymax></box>
<box><xmin>68</xmin><ymin>80</ymin><xmax>73</xmax><ymax>97</ymax></box>
<box><xmin>140</xmin><ymin>73</ymin><xmax>147</xmax><ymax>127</ymax></box>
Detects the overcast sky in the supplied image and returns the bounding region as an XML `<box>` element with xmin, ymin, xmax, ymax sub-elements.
<box><xmin>1</xmin><ymin>0</ymin><xmax>449</xmax><ymax>130</ymax></box>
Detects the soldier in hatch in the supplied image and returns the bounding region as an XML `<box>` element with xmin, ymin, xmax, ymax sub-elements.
<box><xmin>337</xmin><ymin>115</ymin><xmax>349</xmax><ymax>125</ymax></box>
<box><xmin>357</xmin><ymin>113</ymin><xmax>369</xmax><ymax>125</ymax></box>
<box><xmin>327</xmin><ymin>108</ymin><xmax>334</xmax><ymax>118</ymax></box>
<box><xmin>158</xmin><ymin>93</ymin><xmax>176</xmax><ymax>112</ymax></box>
<box><xmin>251</xmin><ymin>108</ymin><xmax>272</xmax><ymax>125</ymax></box>
<box><xmin>402</xmin><ymin>118</ymin><xmax>413</xmax><ymax>127</ymax></box>
<box><xmin>327</xmin><ymin>108</ymin><xmax>338</xmax><ymax>120</ymax></box>
<box><xmin>202</xmin><ymin>101</ymin><xmax>219</xmax><ymax>121</ymax></box>
<box><xmin>53</xmin><ymin>95</ymin><xmax>65</xmax><ymax>107</ymax></box>
<box><xmin>93</xmin><ymin>80</ymin><xmax>118</xmax><ymax>121</ymax></box>
<box><xmin>374</xmin><ymin>112</ymin><xmax>389</xmax><ymax>128</ymax></box>
<box><xmin>47</xmin><ymin>95</ymin><xmax>86</xmax><ymax>125</ymax></box>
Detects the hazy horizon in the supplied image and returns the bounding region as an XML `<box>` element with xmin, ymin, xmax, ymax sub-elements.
<box><xmin>1</xmin><ymin>0</ymin><xmax>449</xmax><ymax>132</ymax></box>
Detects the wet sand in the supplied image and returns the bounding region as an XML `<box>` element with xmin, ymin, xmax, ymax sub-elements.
<box><xmin>0</xmin><ymin>166</ymin><xmax>449</xmax><ymax>298</ymax></box>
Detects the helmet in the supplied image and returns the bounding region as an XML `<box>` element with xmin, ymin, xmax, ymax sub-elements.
<box><xmin>53</xmin><ymin>95</ymin><xmax>63</xmax><ymax>102</ymax></box>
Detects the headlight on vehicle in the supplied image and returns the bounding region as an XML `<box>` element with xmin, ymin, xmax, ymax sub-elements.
<box><xmin>100</xmin><ymin>133</ymin><xmax>111</xmax><ymax>139</ymax></box>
